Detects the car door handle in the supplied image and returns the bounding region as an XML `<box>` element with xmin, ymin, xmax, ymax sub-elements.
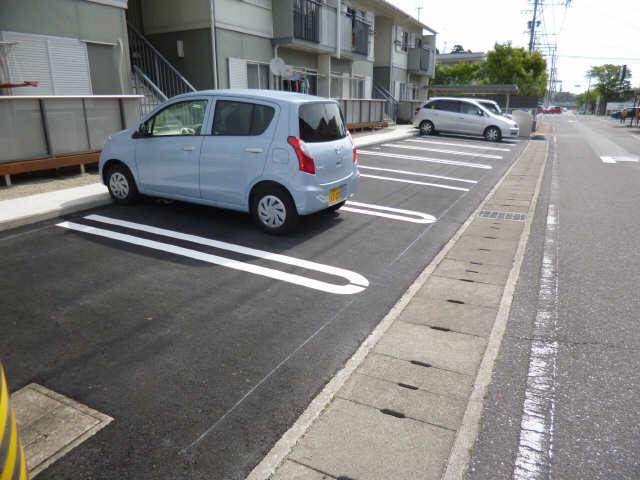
<box><xmin>182</xmin><ymin>146</ymin><xmax>195</xmax><ymax>151</ymax></box>
<box><xmin>245</xmin><ymin>147</ymin><xmax>263</xmax><ymax>153</ymax></box>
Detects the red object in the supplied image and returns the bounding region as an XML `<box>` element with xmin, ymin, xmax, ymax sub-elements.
<box><xmin>414</xmin><ymin>106</ymin><xmax>420</xmax><ymax>115</ymax></box>
<box><xmin>549</xmin><ymin>106</ymin><xmax>562</xmax><ymax>114</ymax></box>
<box><xmin>0</xmin><ymin>81</ymin><xmax>39</xmax><ymax>88</ymax></box>
<box><xmin>287</xmin><ymin>136</ymin><xmax>315</xmax><ymax>174</ymax></box>
<box><xmin>347</xmin><ymin>131</ymin><xmax>357</xmax><ymax>163</ymax></box>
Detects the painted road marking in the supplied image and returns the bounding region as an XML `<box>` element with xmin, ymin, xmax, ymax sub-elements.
<box><xmin>358</xmin><ymin>150</ymin><xmax>492</xmax><ymax>170</ymax></box>
<box><xmin>343</xmin><ymin>201</ymin><xmax>437</xmax><ymax>224</ymax></box>
<box><xmin>405</xmin><ymin>138</ymin><xmax>511</xmax><ymax>152</ymax></box>
<box><xmin>600</xmin><ymin>155</ymin><xmax>639</xmax><ymax>163</ymax></box>
<box><xmin>382</xmin><ymin>143</ymin><xmax>503</xmax><ymax>160</ymax></box>
<box><xmin>58</xmin><ymin>217</ymin><xmax>369</xmax><ymax>295</ymax></box>
<box><xmin>358</xmin><ymin>165</ymin><xmax>477</xmax><ymax>184</ymax></box>
<box><xmin>359</xmin><ymin>174</ymin><xmax>469</xmax><ymax>191</ymax></box>
<box><xmin>1</xmin><ymin>364</ymin><xmax>27</xmax><ymax>480</ymax></box>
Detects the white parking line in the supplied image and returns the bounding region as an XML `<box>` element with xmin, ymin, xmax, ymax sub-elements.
<box><xmin>358</xmin><ymin>165</ymin><xmax>477</xmax><ymax>184</ymax></box>
<box><xmin>382</xmin><ymin>143</ymin><xmax>503</xmax><ymax>160</ymax></box>
<box><xmin>359</xmin><ymin>174</ymin><xmax>469</xmax><ymax>191</ymax></box>
<box><xmin>57</xmin><ymin>217</ymin><xmax>369</xmax><ymax>295</ymax></box>
<box><xmin>405</xmin><ymin>139</ymin><xmax>511</xmax><ymax>152</ymax></box>
<box><xmin>342</xmin><ymin>201</ymin><xmax>437</xmax><ymax>224</ymax></box>
<box><xmin>358</xmin><ymin>150</ymin><xmax>492</xmax><ymax>170</ymax></box>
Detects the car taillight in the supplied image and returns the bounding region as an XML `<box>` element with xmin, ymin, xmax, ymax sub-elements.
<box><xmin>347</xmin><ymin>131</ymin><xmax>357</xmax><ymax>163</ymax></box>
<box><xmin>287</xmin><ymin>136</ymin><xmax>315</xmax><ymax>174</ymax></box>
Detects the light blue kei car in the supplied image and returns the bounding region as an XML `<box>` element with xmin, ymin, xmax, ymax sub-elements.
<box><xmin>99</xmin><ymin>89</ymin><xmax>360</xmax><ymax>234</ymax></box>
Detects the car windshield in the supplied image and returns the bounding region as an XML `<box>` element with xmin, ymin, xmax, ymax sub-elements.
<box><xmin>299</xmin><ymin>103</ymin><xmax>346</xmax><ymax>142</ymax></box>
<box><xmin>480</xmin><ymin>102</ymin><xmax>501</xmax><ymax>115</ymax></box>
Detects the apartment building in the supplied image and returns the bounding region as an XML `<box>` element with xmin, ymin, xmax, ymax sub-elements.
<box><xmin>0</xmin><ymin>0</ymin><xmax>131</xmax><ymax>95</ymax></box>
<box><xmin>127</xmin><ymin>0</ymin><xmax>436</xmax><ymax>102</ymax></box>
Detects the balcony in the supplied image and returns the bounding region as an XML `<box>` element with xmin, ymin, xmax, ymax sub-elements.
<box><xmin>408</xmin><ymin>47</ymin><xmax>435</xmax><ymax>76</ymax></box>
<box><xmin>273</xmin><ymin>0</ymin><xmax>336</xmax><ymax>52</ymax></box>
<box><xmin>350</xmin><ymin>14</ymin><xmax>370</xmax><ymax>56</ymax></box>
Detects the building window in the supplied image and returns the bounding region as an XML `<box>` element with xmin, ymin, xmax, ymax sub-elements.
<box><xmin>247</xmin><ymin>62</ymin><xmax>270</xmax><ymax>89</ymax></box>
<box><xmin>350</xmin><ymin>76</ymin><xmax>364</xmax><ymax>99</ymax></box>
<box><xmin>278</xmin><ymin>69</ymin><xmax>317</xmax><ymax>95</ymax></box>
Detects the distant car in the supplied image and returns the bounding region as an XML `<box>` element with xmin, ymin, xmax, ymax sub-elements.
<box><xmin>548</xmin><ymin>106</ymin><xmax>562</xmax><ymax>114</ymax></box>
<box><xmin>414</xmin><ymin>97</ymin><xmax>519</xmax><ymax>141</ymax></box>
<box><xmin>99</xmin><ymin>89</ymin><xmax>359</xmax><ymax>234</ymax></box>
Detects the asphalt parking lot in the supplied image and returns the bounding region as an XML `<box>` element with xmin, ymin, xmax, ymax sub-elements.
<box><xmin>1</xmin><ymin>132</ymin><xmax>526</xmax><ymax>479</ymax></box>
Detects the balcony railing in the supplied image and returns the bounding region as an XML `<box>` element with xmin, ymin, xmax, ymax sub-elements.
<box><xmin>352</xmin><ymin>16</ymin><xmax>369</xmax><ymax>56</ymax></box>
<box><xmin>293</xmin><ymin>0</ymin><xmax>320</xmax><ymax>43</ymax></box>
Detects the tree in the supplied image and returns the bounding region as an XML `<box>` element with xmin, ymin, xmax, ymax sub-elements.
<box><xmin>483</xmin><ymin>42</ymin><xmax>547</xmax><ymax>97</ymax></box>
<box><xmin>588</xmin><ymin>64</ymin><xmax>633</xmax><ymax>111</ymax></box>
<box><xmin>451</xmin><ymin>45</ymin><xmax>469</xmax><ymax>54</ymax></box>
<box><xmin>433</xmin><ymin>61</ymin><xmax>483</xmax><ymax>85</ymax></box>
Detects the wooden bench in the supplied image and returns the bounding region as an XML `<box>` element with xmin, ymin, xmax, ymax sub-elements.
<box><xmin>0</xmin><ymin>151</ymin><xmax>101</xmax><ymax>186</ymax></box>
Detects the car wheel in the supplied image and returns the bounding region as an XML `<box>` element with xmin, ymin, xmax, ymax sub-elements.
<box><xmin>484</xmin><ymin>126</ymin><xmax>502</xmax><ymax>142</ymax></box>
<box><xmin>327</xmin><ymin>200</ymin><xmax>346</xmax><ymax>213</ymax></box>
<box><xmin>106</xmin><ymin>164</ymin><xmax>138</xmax><ymax>204</ymax></box>
<box><xmin>251</xmin><ymin>186</ymin><xmax>299</xmax><ymax>234</ymax></box>
<box><xmin>419</xmin><ymin>120</ymin><xmax>434</xmax><ymax>136</ymax></box>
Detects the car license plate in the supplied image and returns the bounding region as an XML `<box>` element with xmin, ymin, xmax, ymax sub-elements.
<box><xmin>329</xmin><ymin>186</ymin><xmax>341</xmax><ymax>204</ymax></box>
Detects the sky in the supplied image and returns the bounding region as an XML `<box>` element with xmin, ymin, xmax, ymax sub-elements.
<box><xmin>390</xmin><ymin>0</ymin><xmax>640</xmax><ymax>94</ymax></box>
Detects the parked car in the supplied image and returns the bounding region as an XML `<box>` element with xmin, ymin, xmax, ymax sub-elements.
<box><xmin>414</xmin><ymin>97</ymin><xmax>519</xmax><ymax>141</ymax></box>
<box><xmin>547</xmin><ymin>105</ymin><xmax>562</xmax><ymax>114</ymax></box>
<box><xmin>99</xmin><ymin>90</ymin><xmax>359</xmax><ymax>234</ymax></box>
<box><xmin>470</xmin><ymin>98</ymin><xmax>513</xmax><ymax>119</ymax></box>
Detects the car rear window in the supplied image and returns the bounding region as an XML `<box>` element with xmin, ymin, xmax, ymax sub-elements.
<box><xmin>299</xmin><ymin>103</ymin><xmax>346</xmax><ymax>142</ymax></box>
<box><xmin>212</xmin><ymin>100</ymin><xmax>275</xmax><ymax>136</ymax></box>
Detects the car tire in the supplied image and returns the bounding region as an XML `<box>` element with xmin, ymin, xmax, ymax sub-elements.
<box><xmin>419</xmin><ymin>120</ymin><xmax>435</xmax><ymax>136</ymax></box>
<box><xmin>106</xmin><ymin>163</ymin><xmax>138</xmax><ymax>204</ymax></box>
<box><xmin>251</xmin><ymin>186</ymin><xmax>299</xmax><ymax>234</ymax></box>
<box><xmin>484</xmin><ymin>126</ymin><xmax>502</xmax><ymax>142</ymax></box>
<box><xmin>327</xmin><ymin>200</ymin><xmax>346</xmax><ymax>213</ymax></box>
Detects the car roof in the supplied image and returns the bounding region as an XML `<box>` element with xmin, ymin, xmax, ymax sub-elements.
<box><xmin>426</xmin><ymin>96</ymin><xmax>486</xmax><ymax>104</ymax></box>
<box><xmin>172</xmin><ymin>89</ymin><xmax>336</xmax><ymax>105</ymax></box>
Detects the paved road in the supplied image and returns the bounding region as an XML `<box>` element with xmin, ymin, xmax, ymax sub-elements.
<box><xmin>1</xmin><ymin>133</ymin><xmax>525</xmax><ymax>479</ymax></box>
<box><xmin>467</xmin><ymin>114</ymin><xmax>640</xmax><ymax>479</ymax></box>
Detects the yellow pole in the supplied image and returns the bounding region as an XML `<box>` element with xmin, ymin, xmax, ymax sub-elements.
<box><xmin>0</xmin><ymin>364</ymin><xmax>28</xmax><ymax>480</ymax></box>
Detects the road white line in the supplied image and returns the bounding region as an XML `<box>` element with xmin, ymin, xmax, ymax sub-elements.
<box><xmin>513</xmin><ymin>135</ymin><xmax>560</xmax><ymax>479</ymax></box>
<box><xmin>358</xmin><ymin>165</ymin><xmax>477</xmax><ymax>184</ymax></box>
<box><xmin>358</xmin><ymin>150</ymin><xmax>492</xmax><ymax>170</ymax></box>
<box><xmin>405</xmin><ymin>138</ymin><xmax>511</xmax><ymax>152</ymax></box>
<box><xmin>600</xmin><ymin>155</ymin><xmax>639</xmax><ymax>163</ymax></box>
<box><xmin>57</xmin><ymin>219</ymin><xmax>369</xmax><ymax>295</ymax></box>
<box><xmin>342</xmin><ymin>201</ymin><xmax>437</xmax><ymax>224</ymax></box>
<box><xmin>383</xmin><ymin>143</ymin><xmax>503</xmax><ymax>159</ymax></box>
<box><xmin>359</xmin><ymin>174</ymin><xmax>469</xmax><ymax>191</ymax></box>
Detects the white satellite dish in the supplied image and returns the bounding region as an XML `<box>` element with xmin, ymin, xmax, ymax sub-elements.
<box><xmin>269</xmin><ymin>57</ymin><xmax>295</xmax><ymax>80</ymax></box>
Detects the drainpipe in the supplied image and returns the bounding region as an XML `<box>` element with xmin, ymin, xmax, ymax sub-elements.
<box><xmin>336</xmin><ymin>0</ymin><xmax>341</xmax><ymax>59</ymax></box>
<box><xmin>209</xmin><ymin>0</ymin><xmax>219</xmax><ymax>88</ymax></box>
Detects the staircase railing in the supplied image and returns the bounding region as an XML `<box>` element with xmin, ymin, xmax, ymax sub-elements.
<box><xmin>373</xmin><ymin>81</ymin><xmax>398</xmax><ymax>122</ymax></box>
<box><xmin>127</xmin><ymin>23</ymin><xmax>196</xmax><ymax>100</ymax></box>
<box><xmin>132</xmin><ymin>65</ymin><xmax>167</xmax><ymax>116</ymax></box>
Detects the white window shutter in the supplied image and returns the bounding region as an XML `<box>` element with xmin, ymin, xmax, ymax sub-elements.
<box><xmin>364</xmin><ymin>76</ymin><xmax>372</xmax><ymax>99</ymax></box>
<box><xmin>228</xmin><ymin>58</ymin><xmax>248</xmax><ymax>89</ymax></box>
<box><xmin>1</xmin><ymin>31</ymin><xmax>54</xmax><ymax>95</ymax></box>
<box><xmin>48</xmin><ymin>36</ymin><xmax>92</xmax><ymax>95</ymax></box>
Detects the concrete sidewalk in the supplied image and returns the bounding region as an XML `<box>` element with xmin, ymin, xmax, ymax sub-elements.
<box><xmin>0</xmin><ymin>124</ymin><xmax>417</xmax><ymax>233</ymax></box>
<box><xmin>248</xmin><ymin>136</ymin><xmax>549</xmax><ymax>480</ymax></box>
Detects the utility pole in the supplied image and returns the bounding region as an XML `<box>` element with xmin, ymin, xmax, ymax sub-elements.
<box><xmin>584</xmin><ymin>74</ymin><xmax>592</xmax><ymax>114</ymax></box>
<box><xmin>528</xmin><ymin>0</ymin><xmax>539</xmax><ymax>53</ymax></box>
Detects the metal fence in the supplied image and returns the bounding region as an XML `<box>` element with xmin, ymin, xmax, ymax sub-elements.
<box><xmin>338</xmin><ymin>99</ymin><xmax>386</xmax><ymax>127</ymax></box>
<box><xmin>293</xmin><ymin>0</ymin><xmax>320</xmax><ymax>43</ymax></box>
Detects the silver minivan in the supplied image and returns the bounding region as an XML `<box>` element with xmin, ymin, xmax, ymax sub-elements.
<box><xmin>99</xmin><ymin>89</ymin><xmax>359</xmax><ymax>234</ymax></box>
<box><xmin>413</xmin><ymin>97</ymin><xmax>519</xmax><ymax>141</ymax></box>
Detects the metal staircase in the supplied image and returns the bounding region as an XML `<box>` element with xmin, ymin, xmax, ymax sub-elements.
<box><xmin>127</xmin><ymin>23</ymin><xmax>196</xmax><ymax>115</ymax></box>
<box><xmin>373</xmin><ymin>81</ymin><xmax>398</xmax><ymax>124</ymax></box>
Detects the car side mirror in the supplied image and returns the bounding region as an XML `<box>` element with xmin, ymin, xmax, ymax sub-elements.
<box><xmin>133</xmin><ymin>123</ymin><xmax>149</xmax><ymax>138</ymax></box>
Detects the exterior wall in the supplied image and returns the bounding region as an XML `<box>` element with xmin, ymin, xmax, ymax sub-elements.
<box><xmin>215</xmin><ymin>0</ymin><xmax>274</xmax><ymax>39</ymax></box>
<box><xmin>140</xmin><ymin>0</ymin><xmax>210</xmax><ymax>34</ymax></box>
<box><xmin>87</xmin><ymin>43</ymin><xmax>121</xmax><ymax>94</ymax></box>
<box><xmin>216</xmin><ymin>28</ymin><xmax>274</xmax><ymax>89</ymax></box>
<box><xmin>373</xmin><ymin>17</ymin><xmax>392</xmax><ymax>67</ymax></box>
<box><xmin>278</xmin><ymin>48</ymin><xmax>318</xmax><ymax>71</ymax></box>
<box><xmin>146</xmin><ymin>28</ymin><xmax>215</xmax><ymax>90</ymax></box>
<box><xmin>352</xmin><ymin>60</ymin><xmax>373</xmax><ymax>78</ymax></box>
<box><xmin>0</xmin><ymin>0</ymin><xmax>130</xmax><ymax>94</ymax></box>
<box><xmin>331</xmin><ymin>57</ymin><xmax>352</xmax><ymax>74</ymax></box>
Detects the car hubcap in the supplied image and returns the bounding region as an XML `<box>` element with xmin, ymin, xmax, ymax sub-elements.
<box><xmin>487</xmin><ymin>128</ymin><xmax>498</xmax><ymax>141</ymax></box>
<box><xmin>421</xmin><ymin>122</ymin><xmax>432</xmax><ymax>135</ymax></box>
<box><xmin>109</xmin><ymin>172</ymin><xmax>129</xmax><ymax>199</ymax></box>
<box><xmin>258</xmin><ymin>195</ymin><xmax>286</xmax><ymax>228</ymax></box>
